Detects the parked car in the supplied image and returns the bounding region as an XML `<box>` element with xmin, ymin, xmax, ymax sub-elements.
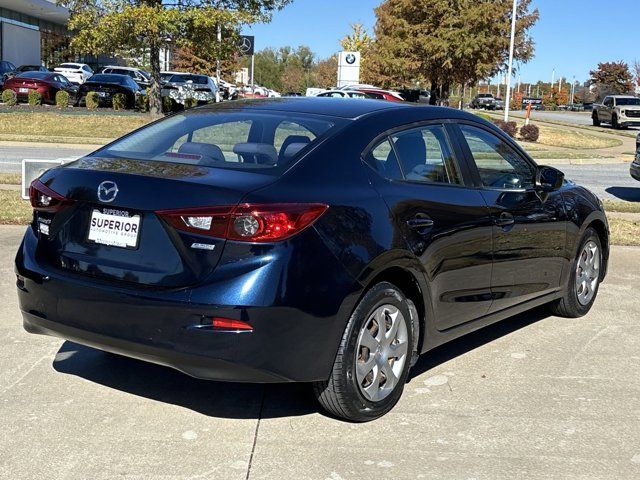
<box><xmin>76</xmin><ymin>73</ymin><xmax>144</xmax><ymax>108</ymax></box>
<box><xmin>3</xmin><ymin>71</ymin><xmax>78</xmax><ymax>104</ymax></box>
<box><xmin>54</xmin><ymin>63</ymin><xmax>93</xmax><ymax>85</ymax></box>
<box><xmin>218</xmin><ymin>79</ymin><xmax>238</xmax><ymax>100</ymax></box>
<box><xmin>470</xmin><ymin>93</ymin><xmax>497</xmax><ymax>109</ymax></box>
<box><xmin>99</xmin><ymin>66</ymin><xmax>150</xmax><ymax>89</ymax></box>
<box><xmin>0</xmin><ymin>60</ymin><xmax>16</xmax><ymax>86</ymax></box>
<box><xmin>631</xmin><ymin>133</ymin><xmax>640</xmax><ymax>181</ymax></box>
<box><xmin>494</xmin><ymin>97</ymin><xmax>505</xmax><ymax>110</ymax></box>
<box><xmin>18</xmin><ymin>98</ymin><xmax>609</xmax><ymax>421</ymax></box>
<box><xmin>357</xmin><ymin>88</ymin><xmax>404</xmax><ymax>102</ymax></box>
<box><xmin>592</xmin><ymin>95</ymin><xmax>640</xmax><ymax>129</ymax></box>
<box><xmin>161</xmin><ymin>73</ymin><xmax>219</xmax><ymax>105</ymax></box>
<box><xmin>5</xmin><ymin>65</ymin><xmax>49</xmax><ymax>80</ymax></box>
<box><xmin>315</xmin><ymin>90</ymin><xmax>368</xmax><ymax>98</ymax></box>
<box><xmin>397</xmin><ymin>88</ymin><xmax>430</xmax><ymax>103</ymax></box>
<box><xmin>285</xmin><ymin>91</ymin><xmax>303</xmax><ymax>97</ymax></box>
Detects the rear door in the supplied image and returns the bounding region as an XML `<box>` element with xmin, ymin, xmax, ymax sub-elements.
<box><xmin>454</xmin><ymin>122</ymin><xmax>567</xmax><ymax>312</ymax></box>
<box><xmin>366</xmin><ymin>122</ymin><xmax>494</xmax><ymax>330</ymax></box>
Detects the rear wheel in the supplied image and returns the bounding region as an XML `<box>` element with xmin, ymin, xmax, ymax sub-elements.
<box><xmin>313</xmin><ymin>282</ymin><xmax>414</xmax><ymax>422</ymax></box>
<box><xmin>592</xmin><ymin>113</ymin><xmax>600</xmax><ymax>126</ymax></box>
<box><xmin>550</xmin><ymin>227</ymin><xmax>602</xmax><ymax>318</ymax></box>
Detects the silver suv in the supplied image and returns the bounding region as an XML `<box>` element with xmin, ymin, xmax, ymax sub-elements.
<box><xmin>592</xmin><ymin>95</ymin><xmax>640</xmax><ymax>129</ymax></box>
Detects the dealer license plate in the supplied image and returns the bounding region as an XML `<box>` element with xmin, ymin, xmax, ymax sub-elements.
<box><xmin>88</xmin><ymin>209</ymin><xmax>141</xmax><ymax>249</ymax></box>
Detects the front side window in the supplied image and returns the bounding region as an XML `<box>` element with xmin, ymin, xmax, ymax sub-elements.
<box><xmin>460</xmin><ymin>124</ymin><xmax>534</xmax><ymax>190</ymax></box>
<box><xmin>390</xmin><ymin>125</ymin><xmax>460</xmax><ymax>184</ymax></box>
<box><xmin>93</xmin><ymin>112</ymin><xmax>345</xmax><ymax>173</ymax></box>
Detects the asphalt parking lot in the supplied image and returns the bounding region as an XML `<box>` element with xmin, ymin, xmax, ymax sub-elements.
<box><xmin>1</xmin><ymin>224</ymin><xmax>640</xmax><ymax>479</ymax></box>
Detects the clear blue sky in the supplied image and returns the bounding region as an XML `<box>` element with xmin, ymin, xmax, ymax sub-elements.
<box><xmin>243</xmin><ymin>0</ymin><xmax>640</xmax><ymax>84</ymax></box>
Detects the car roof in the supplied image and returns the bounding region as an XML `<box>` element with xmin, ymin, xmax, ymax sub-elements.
<box><xmin>104</xmin><ymin>66</ymin><xmax>138</xmax><ymax>70</ymax></box>
<box><xmin>195</xmin><ymin>97</ymin><xmax>437</xmax><ymax>119</ymax></box>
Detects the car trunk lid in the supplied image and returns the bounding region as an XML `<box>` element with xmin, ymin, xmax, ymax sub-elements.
<box><xmin>33</xmin><ymin>156</ymin><xmax>274</xmax><ymax>288</ymax></box>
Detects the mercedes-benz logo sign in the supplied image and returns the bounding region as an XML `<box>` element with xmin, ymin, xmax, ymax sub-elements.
<box><xmin>345</xmin><ymin>54</ymin><xmax>357</xmax><ymax>65</ymax></box>
<box><xmin>240</xmin><ymin>37</ymin><xmax>253</xmax><ymax>54</ymax></box>
<box><xmin>97</xmin><ymin>181</ymin><xmax>119</xmax><ymax>203</ymax></box>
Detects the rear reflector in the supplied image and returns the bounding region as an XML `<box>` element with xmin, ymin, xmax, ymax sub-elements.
<box><xmin>156</xmin><ymin>203</ymin><xmax>328</xmax><ymax>242</ymax></box>
<box><xmin>212</xmin><ymin>317</ymin><xmax>253</xmax><ymax>331</ymax></box>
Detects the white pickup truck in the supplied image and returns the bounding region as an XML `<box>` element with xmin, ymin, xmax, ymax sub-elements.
<box><xmin>592</xmin><ymin>95</ymin><xmax>640</xmax><ymax>129</ymax></box>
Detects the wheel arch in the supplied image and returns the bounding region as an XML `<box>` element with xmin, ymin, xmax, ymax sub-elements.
<box><xmin>360</xmin><ymin>264</ymin><xmax>430</xmax><ymax>357</ymax></box>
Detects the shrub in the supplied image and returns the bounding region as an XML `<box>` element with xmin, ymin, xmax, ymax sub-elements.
<box><xmin>493</xmin><ymin>119</ymin><xmax>517</xmax><ymax>137</ymax></box>
<box><xmin>28</xmin><ymin>90</ymin><xmax>42</xmax><ymax>106</ymax></box>
<box><xmin>184</xmin><ymin>97</ymin><xmax>197</xmax><ymax>109</ymax></box>
<box><xmin>86</xmin><ymin>91</ymin><xmax>100</xmax><ymax>110</ymax></box>
<box><xmin>162</xmin><ymin>96</ymin><xmax>175</xmax><ymax>113</ymax></box>
<box><xmin>136</xmin><ymin>93</ymin><xmax>149</xmax><ymax>112</ymax></box>
<box><xmin>2</xmin><ymin>89</ymin><xmax>17</xmax><ymax>106</ymax></box>
<box><xmin>519</xmin><ymin>123</ymin><xmax>540</xmax><ymax>142</ymax></box>
<box><xmin>112</xmin><ymin>93</ymin><xmax>128</xmax><ymax>111</ymax></box>
<box><xmin>55</xmin><ymin>90</ymin><xmax>69</xmax><ymax>108</ymax></box>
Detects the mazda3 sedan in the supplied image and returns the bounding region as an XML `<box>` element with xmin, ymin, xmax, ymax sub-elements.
<box><xmin>16</xmin><ymin>98</ymin><xmax>609</xmax><ymax>422</ymax></box>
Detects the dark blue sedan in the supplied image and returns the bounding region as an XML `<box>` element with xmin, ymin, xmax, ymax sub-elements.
<box><xmin>17</xmin><ymin>98</ymin><xmax>609</xmax><ymax>421</ymax></box>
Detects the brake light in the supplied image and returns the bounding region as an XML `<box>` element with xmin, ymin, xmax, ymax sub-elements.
<box><xmin>29</xmin><ymin>179</ymin><xmax>73</xmax><ymax>212</ymax></box>
<box><xmin>156</xmin><ymin>203</ymin><xmax>328</xmax><ymax>242</ymax></box>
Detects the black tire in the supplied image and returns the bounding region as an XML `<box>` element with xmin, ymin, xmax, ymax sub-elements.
<box><xmin>313</xmin><ymin>282</ymin><xmax>415</xmax><ymax>422</ymax></box>
<box><xmin>549</xmin><ymin>227</ymin><xmax>603</xmax><ymax>318</ymax></box>
<box><xmin>612</xmin><ymin>114</ymin><xmax>619</xmax><ymax>129</ymax></box>
<box><xmin>592</xmin><ymin>113</ymin><xmax>600</xmax><ymax>126</ymax></box>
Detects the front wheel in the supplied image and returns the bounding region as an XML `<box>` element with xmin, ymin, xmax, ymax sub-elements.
<box><xmin>611</xmin><ymin>114</ymin><xmax>619</xmax><ymax>129</ymax></box>
<box><xmin>592</xmin><ymin>113</ymin><xmax>601</xmax><ymax>126</ymax></box>
<box><xmin>313</xmin><ymin>282</ymin><xmax>414</xmax><ymax>422</ymax></box>
<box><xmin>550</xmin><ymin>227</ymin><xmax>603</xmax><ymax>318</ymax></box>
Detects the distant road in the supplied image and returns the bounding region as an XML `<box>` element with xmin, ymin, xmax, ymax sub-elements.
<box><xmin>0</xmin><ymin>143</ymin><xmax>95</xmax><ymax>173</ymax></box>
<box><xmin>503</xmin><ymin>110</ymin><xmax>640</xmax><ymax>131</ymax></box>
<box><xmin>549</xmin><ymin>162</ymin><xmax>639</xmax><ymax>201</ymax></box>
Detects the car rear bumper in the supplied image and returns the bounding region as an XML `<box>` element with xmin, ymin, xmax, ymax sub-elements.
<box><xmin>16</xmin><ymin>227</ymin><xmax>359</xmax><ymax>383</ymax></box>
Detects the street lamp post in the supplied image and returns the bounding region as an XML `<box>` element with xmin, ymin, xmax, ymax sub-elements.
<box><xmin>504</xmin><ymin>0</ymin><xmax>518</xmax><ymax>121</ymax></box>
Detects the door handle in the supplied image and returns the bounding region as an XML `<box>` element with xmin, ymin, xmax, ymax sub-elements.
<box><xmin>494</xmin><ymin>212</ymin><xmax>515</xmax><ymax>227</ymax></box>
<box><xmin>406</xmin><ymin>215</ymin><xmax>434</xmax><ymax>231</ymax></box>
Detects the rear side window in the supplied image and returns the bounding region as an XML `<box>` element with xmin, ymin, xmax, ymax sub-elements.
<box><xmin>390</xmin><ymin>125</ymin><xmax>460</xmax><ymax>184</ymax></box>
<box><xmin>94</xmin><ymin>112</ymin><xmax>346</xmax><ymax>174</ymax></box>
<box><xmin>365</xmin><ymin>138</ymin><xmax>403</xmax><ymax>180</ymax></box>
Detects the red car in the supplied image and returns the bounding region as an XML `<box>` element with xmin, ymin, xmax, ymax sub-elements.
<box><xmin>357</xmin><ymin>88</ymin><xmax>404</xmax><ymax>102</ymax></box>
<box><xmin>3</xmin><ymin>71</ymin><xmax>77</xmax><ymax>104</ymax></box>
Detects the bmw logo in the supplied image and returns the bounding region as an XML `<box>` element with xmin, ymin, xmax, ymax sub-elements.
<box><xmin>345</xmin><ymin>54</ymin><xmax>356</xmax><ymax>65</ymax></box>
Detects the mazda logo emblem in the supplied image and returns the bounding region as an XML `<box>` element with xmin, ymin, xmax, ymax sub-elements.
<box><xmin>346</xmin><ymin>54</ymin><xmax>356</xmax><ymax>65</ymax></box>
<box><xmin>97</xmin><ymin>181</ymin><xmax>119</xmax><ymax>203</ymax></box>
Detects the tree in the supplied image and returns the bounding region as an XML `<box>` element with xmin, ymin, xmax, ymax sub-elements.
<box><xmin>589</xmin><ymin>61</ymin><xmax>634</xmax><ymax>98</ymax></box>
<box><xmin>340</xmin><ymin>23</ymin><xmax>372</xmax><ymax>52</ymax></box>
<box><xmin>313</xmin><ymin>55</ymin><xmax>338</xmax><ymax>89</ymax></box>
<box><xmin>58</xmin><ymin>1</ymin><xmax>291</xmax><ymax>115</ymax></box>
<box><xmin>367</xmin><ymin>0</ymin><xmax>538</xmax><ymax>103</ymax></box>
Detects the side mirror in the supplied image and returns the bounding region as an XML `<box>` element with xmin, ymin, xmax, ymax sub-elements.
<box><xmin>536</xmin><ymin>165</ymin><xmax>564</xmax><ymax>192</ymax></box>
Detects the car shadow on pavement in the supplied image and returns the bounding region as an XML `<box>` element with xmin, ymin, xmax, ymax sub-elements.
<box><xmin>52</xmin><ymin>306</ymin><xmax>550</xmax><ymax>420</ymax></box>
<box><xmin>605</xmin><ymin>186</ymin><xmax>640</xmax><ymax>202</ymax></box>
<box><xmin>53</xmin><ymin>341</ymin><xmax>316</xmax><ymax>420</ymax></box>
<box><xmin>408</xmin><ymin>306</ymin><xmax>550</xmax><ymax>380</ymax></box>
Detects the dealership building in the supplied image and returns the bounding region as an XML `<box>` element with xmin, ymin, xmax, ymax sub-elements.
<box><xmin>0</xmin><ymin>0</ymin><xmax>69</xmax><ymax>66</ymax></box>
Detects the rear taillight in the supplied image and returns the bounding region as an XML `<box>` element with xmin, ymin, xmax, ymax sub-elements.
<box><xmin>29</xmin><ymin>179</ymin><xmax>73</xmax><ymax>212</ymax></box>
<box><xmin>212</xmin><ymin>317</ymin><xmax>253</xmax><ymax>331</ymax></box>
<box><xmin>156</xmin><ymin>203</ymin><xmax>328</xmax><ymax>242</ymax></box>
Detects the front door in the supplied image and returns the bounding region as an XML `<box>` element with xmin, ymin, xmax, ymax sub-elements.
<box><xmin>366</xmin><ymin>123</ymin><xmax>494</xmax><ymax>330</ymax></box>
<box><xmin>456</xmin><ymin>123</ymin><xmax>567</xmax><ymax>312</ymax></box>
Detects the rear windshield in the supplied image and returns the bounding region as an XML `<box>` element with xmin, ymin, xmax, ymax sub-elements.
<box><xmin>59</xmin><ymin>64</ymin><xmax>80</xmax><ymax>69</ymax></box>
<box><xmin>88</xmin><ymin>74</ymin><xmax>126</xmax><ymax>84</ymax></box>
<box><xmin>92</xmin><ymin>111</ymin><xmax>348</xmax><ymax>173</ymax></box>
<box><xmin>617</xmin><ymin>98</ymin><xmax>640</xmax><ymax>106</ymax></box>
<box><xmin>169</xmin><ymin>74</ymin><xmax>208</xmax><ymax>84</ymax></box>
<box><xmin>17</xmin><ymin>71</ymin><xmax>49</xmax><ymax>79</ymax></box>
